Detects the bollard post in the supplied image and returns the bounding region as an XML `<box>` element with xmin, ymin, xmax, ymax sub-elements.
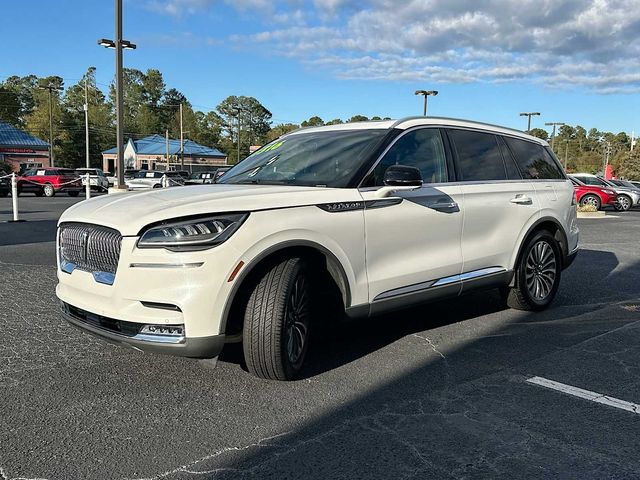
<box><xmin>85</xmin><ymin>173</ymin><xmax>91</xmax><ymax>199</ymax></box>
<box><xmin>162</xmin><ymin>174</ymin><xmax>169</xmax><ymax>188</ymax></box>
<box><xmin>9</xmin><ymin>173</ymin><xmax>24</xmax><ymax>222</ymax></box>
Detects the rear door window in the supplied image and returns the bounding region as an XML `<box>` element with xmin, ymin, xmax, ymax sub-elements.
<box><xmin>447</xmin><ymin>129</ymin><xmax>506</xmax><ymax>181</ymax></box>
<box><xmin>504</xmin><ymin>137</ymin><xmax>564</xmax><ymax>179</ymax></box>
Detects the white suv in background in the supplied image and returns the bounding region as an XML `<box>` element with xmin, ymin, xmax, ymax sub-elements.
<box><xmin>56</xmin><ymin>117</ymin><xmax>579</xmax><ymax>380</ymax></box>
<box><xmin>76</xmin><ymin>168</ymin><xmax>110</xmax><ymax>192</ymax></box>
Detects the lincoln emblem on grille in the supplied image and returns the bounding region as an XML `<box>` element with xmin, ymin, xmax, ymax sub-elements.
<box><xmin>82</xmin><ymin>230</ymin><xmax>90</xmax><ymax>264</ymax></box>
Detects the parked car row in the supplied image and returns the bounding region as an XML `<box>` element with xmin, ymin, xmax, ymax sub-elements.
<box><xmin>570</xmin><ymin>173</ymin><xmax>640</xmax><ymax>211</ymax></box>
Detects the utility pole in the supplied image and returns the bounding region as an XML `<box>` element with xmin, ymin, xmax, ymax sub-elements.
<box><xmin>564</xmin><ymin>140</ymin><xmax>569</xmax><ymax>171</ymax></box>
<box><xmin>631</xmin><ymin>131</ymin><xmax>636</xmax><ymax>152</ymax></box>
<box><xmin>179</xmin><ymin>103</ymin><xmax>184</xmax><ymax>169</ymax></box>
<box><xmin>233</xmin><ymin>106</ymin><xmax>242</xmax><ymax>163</ymax></box>
<box><xmin>414</xmin><ymin>90</ymin><xmax>438</xmax><ymax>116</ymax></box>
<box><xmin>603</xmin><ymin>141</ymin><xmax>611</xmax><ymax>177</ymax></box>
<box><xmin>84</xmin><ymin>79</ymin><xmax>90</xmax><ymax>169</ymax></box>
<box><xmin>545</xmin><ymin>122</ymin><xmax>565</xmax><ymax>152</ymax></box>
<box><xmin>520</xmin><ymin>112</ymin><xmax>540</xmax><ymax>133</ymax></box>
<box><xmin>166</xmin><ymin>129</ymin><xmax>170</xmax><ymax>170</ymax></box>
<box><xmin>98</xmin><ymin>0</ymin><xmax>136</xmax><ymax>190</ymax></box>
<box><xmin>38</xmin><ymin>81</ymin><xmax>63</xmax><ymax>167</ymax></box>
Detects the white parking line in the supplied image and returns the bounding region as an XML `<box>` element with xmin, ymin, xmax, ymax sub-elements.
<box><xmin>526</xmin><ymin>376</ymin><xmax>640</xmax><ymax>415</ymax></box>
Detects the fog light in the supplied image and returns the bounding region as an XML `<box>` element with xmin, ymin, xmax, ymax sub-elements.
<box><xmin>140</xmin><ymin>324</ymin><xmax>184</xmax><ymax>336</ymax></box>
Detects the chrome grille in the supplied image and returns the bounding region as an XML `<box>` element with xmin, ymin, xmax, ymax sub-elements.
<box><xmin>59</xmin><ymin>223</ymin><xmax>122</xmax><ymax>275</ymax></box>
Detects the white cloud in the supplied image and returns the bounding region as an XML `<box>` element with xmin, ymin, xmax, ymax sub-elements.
<box><xmin>148</xmin><ymin>0</ymin><xmax>640</xmax><ymax>92</ymax></box>
<box><xmin>145</xmin><ymin>0</ymin><xmax>215</xmax><ymax>17</ymax></box>
<box><xmin>237</xmin><ymin>0</ymin><xmax>640</xmax><ymax>92</ymax></box>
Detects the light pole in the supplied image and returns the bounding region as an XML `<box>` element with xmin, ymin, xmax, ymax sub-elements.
<box><xmin>545</xmin><ymin>122</ymin><xmax>565</xmax><ymax>152</ymax></box>
<box><xmin>563</xmin><ymin>139</ymin><xmax>569</xmax><ymax>171</ymax></box>
<box><xmin>38</xmin><ymin>80</ymin><xmax>63</xmax><ymax>167</ymax></box>
<box><xmin>520</xmin><ymin>112</ymin><xmax>540</xmax><ymax>133</ymax></box>
<box><xmin>414</xmin><ymin>90</ymin><xmax>438</xmax><ymax>116</ymax></box>
<box><xmin>233</xmin><ymin>106</ymin><xmax>242</xmax><ymax>163</ymax></box>
<box><xmin>98</xmin><ymin>0</ymin><xmax>136</xmax><ymax>190</ymax></box>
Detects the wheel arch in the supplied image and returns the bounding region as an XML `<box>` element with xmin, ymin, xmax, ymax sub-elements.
<box><xmin>220</xmin><ymin>240</ymin><xmax>352</xmax><ymax>336</ymax></box>
<box><xmin>510</xmin><ymin>216</ymin><xmax>569</xmax><ymax>278</ymax></box>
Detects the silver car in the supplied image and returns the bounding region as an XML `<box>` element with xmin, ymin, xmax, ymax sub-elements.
<box><xmin>125</xmin><ymin>170</ymin><xmax>185</xmax><ymax>190</ymax></box>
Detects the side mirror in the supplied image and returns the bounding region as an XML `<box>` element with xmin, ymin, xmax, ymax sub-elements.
<box><xmin>383</xmin><ymin>165</ymin><xmax>423</xmax><ymax>187</ymax></box>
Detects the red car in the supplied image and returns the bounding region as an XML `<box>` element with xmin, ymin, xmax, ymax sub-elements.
<box><xmin>17</xmin><ymin>167</ymin><xmax>82</xmax><ymax>197</ymax></box>
<box><xmin>569</xmin><ymin>176</ymin><xmax>617</xmax><ymax>210</ymax></box>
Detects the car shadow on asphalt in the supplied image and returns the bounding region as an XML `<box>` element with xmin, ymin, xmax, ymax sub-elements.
<box><xmin>180</xmin><ymin>251</ymin><xmax>640</xmax><ymax>479</ymax></box>
<box><xmin>0</xmin><ymin>219</ymin><xmax>58</xmax><ymax>246</ymax></box>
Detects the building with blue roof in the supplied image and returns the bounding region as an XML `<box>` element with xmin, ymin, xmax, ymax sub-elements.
<box><xmin>102</xmin><ymin>134</ymin><xmax>227</xmax><ymax>173</ymax></box>
<box><xmin>0</xmin><ymin>122</ymin><xmax>50</xmax><ymax>172</ymax></box>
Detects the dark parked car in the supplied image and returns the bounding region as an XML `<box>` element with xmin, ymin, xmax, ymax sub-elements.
<box><xmin>0</xmin><ymin>171</ymin><xmax>10</xmax><ymax>197</ymax></box>
<box><xmin>186</xmin><ymin>171</ymin><xmax>218</xmax><ymax>185</ymax></box>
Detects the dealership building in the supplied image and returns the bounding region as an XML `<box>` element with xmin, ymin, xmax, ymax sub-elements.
<box><xmin>0</xmin><ymin>122</ymin><xmax>50</xmax><ymax>172</ymax></box>
<box><xmin>102</xmin><ymin>135</ymin><xmax>227</xmax><ymax>173</ymax></box>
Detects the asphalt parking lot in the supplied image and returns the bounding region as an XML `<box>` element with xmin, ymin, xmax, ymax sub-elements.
<box><xmin>1</xmin><ymin>195</ymin><xmax>640</xmax><ymax>480</ymax></box>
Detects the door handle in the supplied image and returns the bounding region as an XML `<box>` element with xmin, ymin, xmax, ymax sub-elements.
<box><xmin>430</xmin><ymin>201</ymin><xmax>458</xmax><ymax>211</ymax></box>
<box><xmin>510</xmin><ymin>195</ymin><xmax>532</xmax><ymax>205</ymax></box>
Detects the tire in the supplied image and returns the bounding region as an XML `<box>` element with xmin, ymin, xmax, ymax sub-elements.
<box><xmin>243</xmin><ymin>257</ymin><xmax>312</xmax><ymax>380</ymax></box>
<box><xmin>579</xmin><ymin>194</ymin><xmax>601</xmax><ymax>210</ymax></box>
<box><xmin>68</xmin><ymin>191</ymin><xmax>80</xmax><ymax>197</ymax></box>
<box><xmin>153</xmin><ymin>183</ymin><xmax>162</xmax><ymax>189</ymax></box>
<box><xmin>614</xmin><ymin>194</ymin><xmax>631</xmax><ymax>212</ymax></box>
<box><xmin>505</xmin><ymin>230</ymin><xmax>561</xmax><ymax>311</ymax></box>
<box><xmin>43</xmin><ymin>183</ymin><xmax>55</xmax><ymax>197</ymax></box>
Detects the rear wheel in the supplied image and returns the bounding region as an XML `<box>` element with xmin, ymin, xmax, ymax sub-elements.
<box><xmin>579</xmin><ymin>194</ymin><xmax>601</xmax><ymax>210</ymax></box>
<box><xmin>43</xmin><ymin>183</ymin><xmax>55</xmax><ymax>197</ymax></box>
<box><xmin>505</xmin><ymin>231</ymin><xmax>561</xmax><ymax>311</ymax></box>
<box><xmin>243</xmin><ymin>257</ymin><xmax>312</xmax><ymax>380</ymax></box>
<box><xmin>614</xmin><ymin>194</ymin><xmax>631</xmax><ymax>212</ymax></box>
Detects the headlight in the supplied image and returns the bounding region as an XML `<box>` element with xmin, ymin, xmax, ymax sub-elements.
<box><xmin>137</xmin><ymin>213</ymin><xmax>248</xmax><ymax>250</ymax></box>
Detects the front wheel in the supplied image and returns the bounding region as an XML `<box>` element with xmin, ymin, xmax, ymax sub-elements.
<box><xmin>243</xmin><ymin>257</ymin><xmax>312</xmax><ymax>380</ymax></box>
<box><xmin>505</xmin><ymin>231</ymin><xmax>561</xmax><ymax>311</ymax></box>
<box><xmin>614</xmin><ymin>194</ymin><xmax>631</xmax><ymax>212</ymax></box>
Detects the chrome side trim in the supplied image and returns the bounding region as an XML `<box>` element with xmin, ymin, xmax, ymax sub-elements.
<box><xmin>129</xmin><ymin>262</ymin><xmax>204</xmax><ymax>269</ymax></box>
<box><xmin>432</xmin><ymin>267</ymin><xmax>506</xmax><ymax>287</ymax></box>
<box><xmin>374</xmin><ymin>280</ymin><xmax>436</xmax><ymax>301</ymax></box>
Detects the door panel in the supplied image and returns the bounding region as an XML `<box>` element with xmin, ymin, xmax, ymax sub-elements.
<box><xmin>360</xmin><ymin>184</ymin><xmax>464</xmax><ymax>301</ymax></box>
<box><xmin>459</xmin><ymin>181</ymin><xmax>539</xmax><ymax>273</ymax></box>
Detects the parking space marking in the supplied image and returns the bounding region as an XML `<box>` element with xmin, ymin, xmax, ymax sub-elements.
<box><xmin>526</xmin><ymin>376</ymin><xmax>640</xmax><ymax>415</ymax></box>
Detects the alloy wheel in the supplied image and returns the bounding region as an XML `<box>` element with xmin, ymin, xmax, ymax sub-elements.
<box><xmin>617</xmin><ymin>195</ymin><xmax>631</xmax><ymax>211</ymax></box>
<box><xmin>284</xmin><ymin>273</ymin><xmax>310</xmax><ymax>366</ymax></box>
<box><xmin>525</xmin><ymin>240</ymin><xmax>557</xmax><ymax>301</ymax></box>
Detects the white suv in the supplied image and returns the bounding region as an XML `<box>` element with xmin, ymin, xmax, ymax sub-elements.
<box><xmin>56</xmin><ymin>117</ymin><xmax>579</xmax><ymax>380</ymax></box>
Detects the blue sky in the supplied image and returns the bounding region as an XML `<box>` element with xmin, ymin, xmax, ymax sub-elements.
<box><xmin>2</xmin><ymin>0</ymin><xmax>639</xmax><ymax>135</ymax></box>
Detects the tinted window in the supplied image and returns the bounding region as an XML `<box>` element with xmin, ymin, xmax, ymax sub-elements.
<box><xmin>504</xmin><ymin>137</ymin><xmax>563</xmax><ymax>179</ymax></box>
<box><xmin>448</xmin><ymin>129</ymin><xmax>506</xmax><ymax>181</ymax></box>
<box><xmin>573</xmin><ymin>176</ymin><xmax>606</xmax><ymax>187</ymax></box>
<box><xmin>370</xmin><ymin>128</ymin><xmax>447</xmax><ymax>186</ymax></box>
<box><xmin>498</xmin><ymin>136</ymin><xmax>522</xmax><ymax>180</ymax></box>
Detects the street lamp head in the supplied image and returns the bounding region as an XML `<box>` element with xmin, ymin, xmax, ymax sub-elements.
<box><xmin>415</xmin><ymin>90</ymin><xmax>427</xmax><ymax>96</ymax></box>
<box><xmin>98</xmin><ymin>38</ymin><xmax>116</xmax><ymax>48</ymax></box>
<box><xmin>426</xmin><ymin>90</ymin><xmax>438</xmax><ymax>96</ymax></box>
<box><xmin>415</xmin><ymin>89</ymin><xmax>438</xmax><ymax>96</ymax></box>
<box><xmin>121</xmin><ymin>40</ymin><xmax>137</xmax><ymax>50</ymax></box>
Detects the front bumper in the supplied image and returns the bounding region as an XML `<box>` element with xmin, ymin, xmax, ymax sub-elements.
<box><xmin>62</xmin><ymin>301</ymin><xmax>225</xmax><ymax>358</ymax></box>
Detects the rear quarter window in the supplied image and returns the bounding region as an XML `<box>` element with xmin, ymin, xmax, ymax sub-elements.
<box><xmin>504</xmin><ymin>137</ymin><xmax>564</xmax><ymax>179</ymax></box>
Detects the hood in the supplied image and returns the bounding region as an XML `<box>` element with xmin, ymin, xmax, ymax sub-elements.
<box><xmin>58</xmin><ymin>184</ymin><xmax>360</xmax><ymax>235</ymax></box>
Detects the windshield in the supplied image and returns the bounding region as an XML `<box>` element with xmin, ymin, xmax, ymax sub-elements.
<box><xmin>219</xmin><ymin>129</ymin><xmax>388</xmax><ymax>187</ymax></box>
